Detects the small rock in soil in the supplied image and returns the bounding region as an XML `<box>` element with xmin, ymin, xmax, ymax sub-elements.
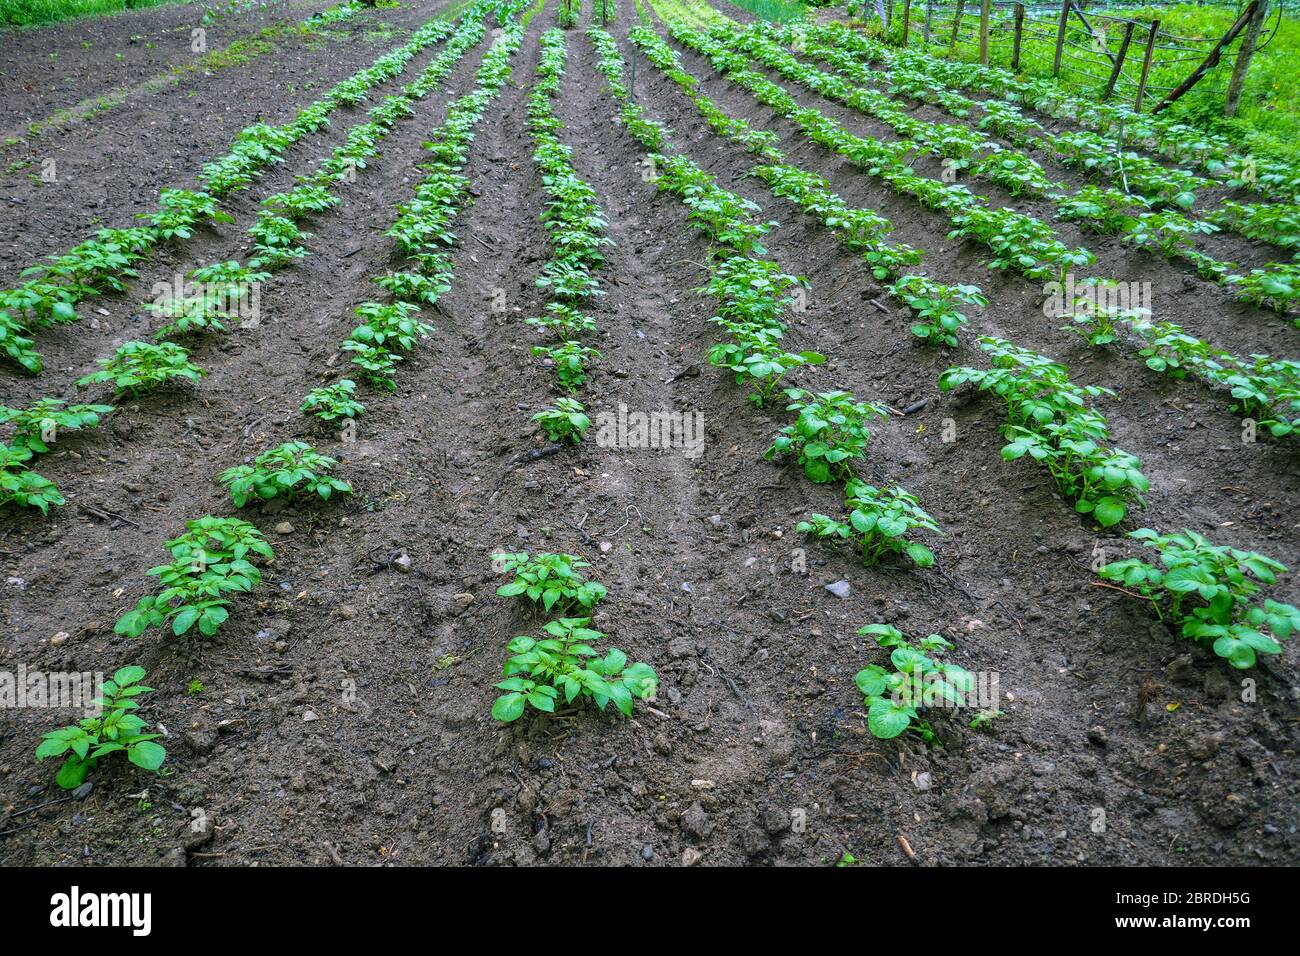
<box><xmin>825</xmin><ymin>580</ymin><xmax>851</xmax><ymax>599</ymax></box>
<box><xmin>761</xmin><ymin>806</ymin><xmax>789</xmax><ymax>835</ymax></box>
<box><xmin>1087</xmin><ymin>725</ymin><xmax>1109</xmax><ymax>747</ymax></box>
<box><xmin>1187</xmin><ymin>733</ymin><xmax>1222</xmax><ymax>761</ymax></box>
<box><xmin>682</xmin><ymin>848</ymin><xmax>703</xmax><ymax>866</ymax></box>
<box><xmin>274</xmin><ymin>521</ymin><xmax>295</xmax><ymax>535</ymax></box>
<box><xmin>681</xmin><ymin>802</ymin><xmax>712</xmax><ymax>839</ymax></box>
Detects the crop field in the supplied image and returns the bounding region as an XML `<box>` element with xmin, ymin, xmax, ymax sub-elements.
<box><xmin>0</xmin><ymin>0</ymin><xmax>1297</xmax><ymax>876</ymax></box>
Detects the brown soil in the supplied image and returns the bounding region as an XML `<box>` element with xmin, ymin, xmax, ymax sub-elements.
<box><xmin>0</xmin><ymin>0</ymin><xmax>1297</xmax><ymax>867</ymax></box>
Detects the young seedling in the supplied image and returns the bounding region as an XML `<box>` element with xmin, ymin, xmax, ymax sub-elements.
<box><xmin>35</xmin><ymin>666</ymin><xmax>166</xmax><ymax>789</ymax></box>
<box><xmin>0</xmin><ymin>399</ymin><xmax>112</xmax><ymax>452</ymax></box>
<box><xmin>854</xmin><ymin>624</ymin><xmax>974</xmax><ymax>742</ymax></box>
<box><xmin>765</xmin><ymin>388</ymin><xmax>886</xmax><ymax>483</ymax></box>
<box><xmin>532</xmin><ymin>340</ymin><xmax>601</xmax><ymax>392</ymax></box>
<box><xmin>493</xmin><ymin>551</ymin><xmax>607</xmax><ymax>613</ymax></box>
<box><xmin>798</xmin><ymin>480</ymin><xmax>939</xmax><ymax>568</ymax></box>
<box><xmin>889</xmin><ymin>275</ymin><xmax>986</xmax><ymax>348</ymax></box>
<box><xmin>0</xmin><ymin>442</ymin><xmax>64</xmax><ymax>514</ymax></box>
<box><xmin>1099</xmin><ymin>528</ymin><xmax>1299</xmax><ymax>669</ymax></box>
<box><xmin>217</xmin><ymin>441</ymin><xmax>351</xmax><ymax>508</ymax></box>
<box><xmin>491</xmin><ymin>616</ymin><xmax>657</xmax><ymax>721</ymax></box>
<box><xmin>76</xmin><ymin>341</ymin><xmax>206</xmax><ymax>397</ymax></box>
<box><xmin>526</xmin><ymin>302</ymin><xmax>596</xmax><ymax>339</ymax></box>
<box><xmin>115</xmin><ymin>516</ymin><xmax>274</xmax><ymax>638</ymax></box>
<box><xmin>532</xmin><ymin>397</ymin><xmax>590</xmax><ymax>444</ymax></box>
<box><xmin>301</xmin><ymin>380</ymin><xmax>366</xmax><ymax>422</ymax></box>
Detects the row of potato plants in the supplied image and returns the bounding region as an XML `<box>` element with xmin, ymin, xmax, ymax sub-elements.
<box><xmin>523</xmin><ymin>27</ymin><xmax>610</xmax><ymax>440</ymax></box>
<box><xmin>649</xmin><ymin>17</ymin><xmax>1296</xmax><ymax>672</ymax></box>
<box><xmin>486</xmin><ymin>27</ymin><xmax>660</xmax><ymax>727</ymax></box>
<box><xmin>30</xmin><ymin>1</ymin><xmax>531</xmax><ymax>793</ymax></box>
<box><xmin>666</xmin><ymin>22</ymin><xmax>1095</xmax><ymax>289</ymax></box>
<box><xmin>1063</xmin><ymin>292</ymin><xmax>1299</xmax><ymax>439</ymax></box>
<box><xmin>629</xmin><ymin>24</ymin><xmax>984</xmax><ymax>349</ymax></box>
<box><xmin>713</xmin><ymin>20</ymin><xmax>1300</xmax><ymax>319</ymax></box>
<box><xmin>0</xmin><ymin>12</ymin><xmax>492</xmax><ymax>517</ymax></box>
<box><xmin>664</xmin><ymin>21</ymin><xmax>1300</xmax><ymax>438</ymax></box>
<box><xmin>822</xmin><ymin>19</ymin><xmax>1300</xmax><ymax>206</ymax></box>
<box><xmin>788</xmin><ymin>22</ymin><xmax>1300</xmax><ymax>315</ymax></box>
<box><xmin>591</xmin><ymin>25</ymin><xmax>941</xmax><ymax>572</ymax></box>
<box><xmin>0</xmin><ymin>16</ymin><xmax>464</xmax><ymax>375</ymax></box>
<box><xmin>593</xmin><ymin>24</ymin><xmax>981</xmax><ymax>744</ymax></box>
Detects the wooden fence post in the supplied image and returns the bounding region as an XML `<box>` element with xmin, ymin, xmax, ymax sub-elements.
<box><xmin>1012</xmin><ymin>3</ymin><xmax>1025</xmax><ymax>70</ymax></box>
<box><xmin>979</xmin><ymin>0</ymin><xmax>991</xmax><ymax>65</ymax></box>
<box><xmin>924</xmin><ymin>0</ymin><xmax>933</xmax><ymax>43</ymax></box>
<box><xmin>950</xmin><ymin>0</ymin><xmax>966</xmax><ymax>50</ymax></box>
<box><xmin>1225</xmin><ymin>0</ymin><xmax>1269</xmax><ymax>118</ymax></box>
<box><xmin>1153</xmin><ymin>0</ymin><xmax>1258</xmax><ymax>114</ymax></box>
<box><xmin>1102</xmin><ymin>20</ymin><xmax>1135</xmax><ymax>100</ymax></box>
<box><xmin>1134</xmin><ymin>18</ymin><xmax>1159</xmax><ymax>112</ymax></box>
<box><xmin>1053</xmin><ymin>0</ymin><xmax>1070</xmax><ymax>77</ymax></box>
<box><xmin>902</xmin><ymin>0</ymin><xmax>913</xmax><ymax>46</ymax></box>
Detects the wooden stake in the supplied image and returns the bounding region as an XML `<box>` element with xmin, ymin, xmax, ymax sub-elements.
<box><xmin>902</xmin><ymin>0</ymin><xmax>913</xmax><ymax>45</ymax></box>
<box><xmin>1102</xmin><ymin>20</ymin><xmax>1135</xmax><ymax>100</ymax></box>
<box><xmin>1053</xmin><ymin>0</ymin><xmax>1070</xmax><ymax>77</ymax></box>
<box><xmin>924</xmin><ymin>0</ymin><xmax>933</xmax><ymax>43</ymax></box>
<box><xmin>1153</xmin><ymin>0</ymin><xmax>1258</xmax><ymax>115</ymax></box>
<box><xmin>979</xmin><ymin>0</ymin><xmax>991</xmax><ymax>65</ymax></box>
<box><xmin>1134</xmin><ymin>18</ymin><xmax>1159</xmax><ymax>112</ymax></box>
<box><xmin>1225</xmin><ymin>0</ymin><xmax>1269</xmax><ymax>118</ymax></box>
<box><xmin>1012</xmin><ymin>2</ymin><xmax>1025</xmax><ymax>71</ymax></box>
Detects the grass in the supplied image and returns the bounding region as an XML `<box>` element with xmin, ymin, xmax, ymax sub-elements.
<box><xmin>720</xmin><ymin>0</ymin><xmax>806</xmax><ymax>23</ymax></box>
<box><xmin>0</xmin><ymin>0</ymin><xmax>186</xmax><ymax>27</ymax></box>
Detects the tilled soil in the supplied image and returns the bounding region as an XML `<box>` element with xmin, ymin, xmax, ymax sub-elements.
<box><xmin>0</xmin><ymin>1</ymin><xmax>444</xmax><ymax>270</ymax></box>
<box><xmin>0</xmin><ymin>0</ymin><xmax>338</xmax><ymax>135</ymax></box>
<box><xmin>0</xmin><ymin>0</ymin><xmax>1297</xmax><ymax>867</ymax></box>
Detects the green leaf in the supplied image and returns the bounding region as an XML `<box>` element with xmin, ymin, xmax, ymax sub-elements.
<box><xmin>127</xmin><ymin>740</ymin><xmax>167</xmax><ymax>771</ymax></box>
<box><xmin>491</xmin><ymin>693</ymin><xmax>526</xmax><ymax>722</ymax></box>
<box><xmin>866</xmin><ymin>698</ymin><xmax>913</xmax><ymax>740</ymax></box>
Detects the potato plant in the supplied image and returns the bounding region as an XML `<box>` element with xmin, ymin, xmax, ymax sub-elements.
<box><xmin>0</xmin><ymin>443</ymin><xmax>64</xmax><ymax>514</ymax></box>
<box><xmin>493</xmin><ymin>551</ymin><xmax>608</xmax><ymax>613</ymax></box>
<box><xmin>36</xmin><ymin>666</ymin><xmax>166</xmax><ymax>789</ymax></box>
<box><xmin>492</xmin><ymin>617</ymin><xmax>657</xmax><ymax>722</ymax></box>
<box><xmin>798</xmin><ymin>480</ymin><xmax>939</xmax><ymax>569</ymax></box>
<box><xmin>855</xmin><ymin>624</ymin><xmax>974</xmax><ymax>742</ymax></box>
<box><xmin>301</xmin><ymin>380</ymin><xmax>366</xmax><ymax>422</ymax></box>
<box><xmin>1099</xmin><ymin>529</ymin><xmax>1299</xmax><ymax>669</ymax></box>
<box><xmin>0</xmin><ymin>399</ymin><xmax>112</xmax><ymax>452</ymax></box>
<box><xmin>114</xmin><ymin>516</ymin><xmax>274</xmax><ymax>639</ymax></box>
<box><xmin>532</xmin><ymin>341</ymin><xmax>601</xmax><ymax>392</ymax></box>
<box><xmin>765</xmin><ymin>388</ymin><xmax>886</xmax><ymax>483</ymax></box>
<box><xmin>76</xmin><ymin>341</ymin><xmax>207</xmax><ymax>397</ymax></box>
<box><xmin>532</xmin><ymin>397</ymin><xmax>591</xmax><ymax>444</ymax></box>
<box><xmin>940</xmin><ymin>337</ymin><xmax>1149</xmax><ymax>527</ymax></box>
<box><xmin>218</xmin><ymin>441</ymin><xmax>352</xmax><ymax>508</ymax></box>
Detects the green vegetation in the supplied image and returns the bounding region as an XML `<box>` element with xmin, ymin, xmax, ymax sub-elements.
<box><xmin>35</xmin><ymin>667</ymin><xmax>165</xmax><ymax>789</ymax></box>
<box><xmin>0</xmin><ymin>0</ymin><xmax>182</xmax><ymax>28</ymax></box>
